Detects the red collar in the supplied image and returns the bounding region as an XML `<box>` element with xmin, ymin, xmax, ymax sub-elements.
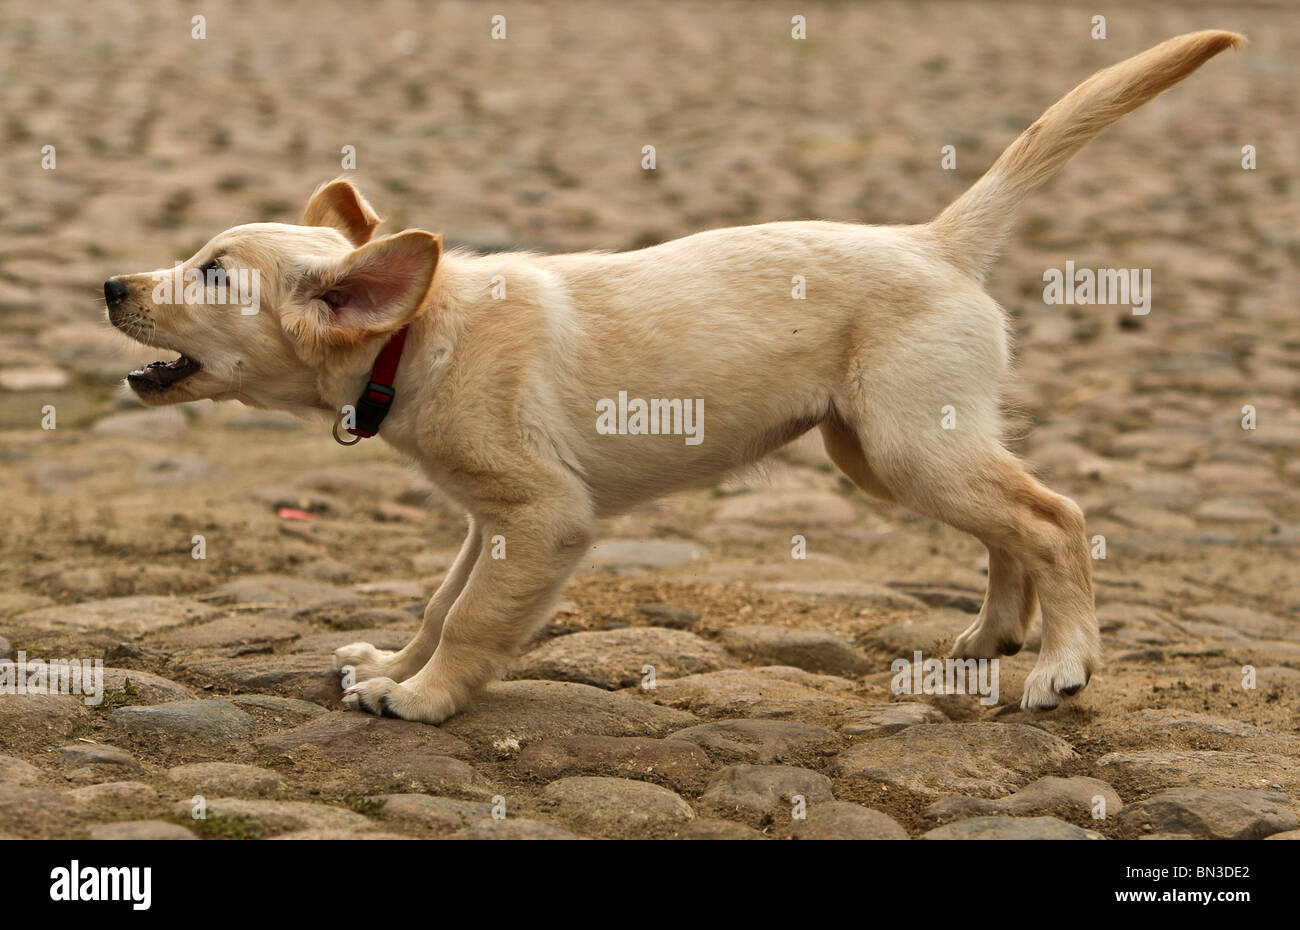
<box><xmin>344</xmin><ymin>325</ymin><xmax>409</xmax><ymax>440</ymax></box>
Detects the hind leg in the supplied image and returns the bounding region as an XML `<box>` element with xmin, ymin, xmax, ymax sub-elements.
<box><xmin>978</xmin><ymin>466</ymin><xmax>1097</xmax><ymax>709</ymax></box>
<box><xmin>838</xmin><ymin>305</ymin><xmax>1100</xmax><ymax>708</ymax></box>
<box><xmin>883</xmin><ymin>448</ymin><xmax>1096</xmax><ymax>706</ymax></box>
<box><xmin>863</xmin><ymin>434</ymin><xmax>1099</xmax><ymax>709</ymax></box>
<box><xmin>823</xmin><ymin>416</ymin><xmax>1040</xmax><ymax>661</ymax></box>
<box><xmin>953</xmin><ymin>547</ymin><xmax>1039</xmax><ymax>658</ymax></box>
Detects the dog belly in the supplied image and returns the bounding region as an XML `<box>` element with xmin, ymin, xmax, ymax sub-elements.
<box><xmin>575</xmin><ymin>396</ymin><xmax>830</xmax><ymax>516</ymax></box>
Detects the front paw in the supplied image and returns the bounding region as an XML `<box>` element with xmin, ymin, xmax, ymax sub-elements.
<box><xmin>342</xmin><ymin>677</ymin><xmax>456</xmax><ymax>724</ymax></box>
<box><xmin>334</xmin><ymin>641</ymin><xmax>393</xmax><ymax>682</ymax></box>
<box><xmin>342</xmin><ymin>676</ymin><xmax>399</xmax><ymax>715</ymax></box>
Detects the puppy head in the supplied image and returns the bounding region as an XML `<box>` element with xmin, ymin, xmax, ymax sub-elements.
<box><xmin>104</xmin><ymin>179</ymin><xmax>440</xmax><ymax>411</ymax></box>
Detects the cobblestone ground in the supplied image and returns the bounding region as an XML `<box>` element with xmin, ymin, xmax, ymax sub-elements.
<box><xmin>1</xmin><ymin>1</ymin><xmax>1298</xmax><ymax>839</ymax></box>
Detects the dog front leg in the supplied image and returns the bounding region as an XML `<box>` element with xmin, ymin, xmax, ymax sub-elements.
<box><xmin>334</xmin><ymin>515</ymin><xmax>481</xmax><ymax>684</ymax></box>
<box><xmin>343</xmin><ymin>501</ymin><xmax>593</xmax><ymax>723</ymax></box>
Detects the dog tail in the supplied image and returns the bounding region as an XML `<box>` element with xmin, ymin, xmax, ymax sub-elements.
<box><xmin>929</xmin><ymin>30</ymin><xmax>1243</xmax><ymax>281</ymax></box>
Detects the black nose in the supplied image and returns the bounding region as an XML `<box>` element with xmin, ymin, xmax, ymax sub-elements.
<box><xmin>104</xmin><ymin>277</ymin><xmax>129</xmax><ymax>305</ymax></box>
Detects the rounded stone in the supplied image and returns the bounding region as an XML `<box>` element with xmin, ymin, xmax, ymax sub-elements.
<box><xmin>719</xmin><ymin>625</ymin><xmax>871</xmax><ymax>676</ymax></box>
<box><xmin>675</xmin><ymin>819</ymin><xmax>767</xmax><ymax>840</ymax></box>
<box><xmin>87</xmin><ymin>820</ymin><xmax>198</xmax><ymax>841</ymax></box>
<box><xmin>370</xmin><ymin>794</ymin><xmax>494</xmax><ymax>831</ymax></box>
<box><xmin>925</xmin><ymin>776</ymin><xmax>1122</xmax><ymax>821</ymax></box>
<box><xmin>921</xmin><ymin>816</ymin><xmax>1104</xmax><ymax>840</ymax></box>
<box><xmin>789</xmin><ymin>801</ymin><xmax>909</xmax><ymax>839</ymax></box>
<box><xmin>513</xmin><ymin>627</ymin><xmax>735</xmax><ymax>689</ymax></box>
<box><xmin>542</xmin><ymin>776</ymin><xmax>694</xmax><ymax>838</ymax></box>
<box><xmin>67</xmin><ymin>781</ymin><xmax>159</xmax><ymax>806</ymax></box>
<box><xmin>639</xmin><ymin>667</ymin><xmax>860</xmax><ymax>719</ymax></box>
<box><xmin>451</xmin><ymin>819</ymin><xmax>581</xmax><ymax>840</ymax></box>
<box><xmin>668</xmin><ymin>719</ymin><xmax>837</xmax><ymax>763</ymax></box>
<box><xmin>168</xmin><ymin>762</ymin><xmax>285</xmax><ymax>797</ymax></box>
<box><xmin>700</xmin><ymin>764</ymin><xmax>835</xmax><ymax>825</ymax></box>
<box><xmin>111</xmin><ymin>700</ymin><xmax>256</xmax><ymax>746</ymax></box>
<box><xmin>0</xmin><ymin>694</ymin><xmax>90</xmax><ymax>739</ymax></box>
<box><xmin>0</xmin><ymin>755</ymin><xmax>42</xmax><ymax>786</ymax></box>
<box><xmin>835</xmin><ymin>723</ymin><xmax>1077</xmax><ymax>797</ymax></box>
<box><xmin>517</xmin><ymin>736</ymin><xmax>713</xmax><ymax>790</ymax></box>
<box><xmin>1119</xmin><ymin>788</ymin><xmax>1297</xmax><ymax>841</ymax></box>
<box><xmin>441</xmin><ymin>680</ymin><xmax>696</xmax><ymax>750</ymax></box>
<box><xmin>169</xmin><ymin>798</ymin><xmax>371</xmax><ymax>836</ymax></box>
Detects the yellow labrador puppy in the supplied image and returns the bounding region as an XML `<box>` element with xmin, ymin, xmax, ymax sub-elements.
<box><xmin>105</xmin><ymin>31</ymin><xmax>1242</xmax><ymax>723</ymax></box>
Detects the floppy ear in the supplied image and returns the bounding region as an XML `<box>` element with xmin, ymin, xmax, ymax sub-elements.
<box><xmin>285</xmin><ymin>230</ymin><xmax>441</xmax><ymax>348</ymax></box>
<box><xmin>300</xmin><ymin>179</ymin><xmax>382</xmax><ymax>246</ymax></box>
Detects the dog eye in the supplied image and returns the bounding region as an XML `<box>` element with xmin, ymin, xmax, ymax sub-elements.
<box><xmin>199</xmin><ymin>258</ymin><xmax>221</xmax><ymax>274</ymax></box>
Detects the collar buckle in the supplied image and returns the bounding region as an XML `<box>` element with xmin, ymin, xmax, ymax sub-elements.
<box><xmin>335</xmin><ymin>326</ymin><xmax>409</xmax><ymax>444</ymax></box>
<box><xmin>348</xmin><ymin>382</ymin><xmax>395</xmax><ymax>438</ymax></box>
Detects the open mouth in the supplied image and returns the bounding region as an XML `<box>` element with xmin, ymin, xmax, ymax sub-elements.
<box><xmin>127</xmin><ymin>355</ymin><xmax>202</xmax><ymax>392</ymax></box>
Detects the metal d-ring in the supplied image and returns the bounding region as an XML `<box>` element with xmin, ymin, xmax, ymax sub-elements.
<box><xmin>332</xmin><ymin>419</ymin><xmax>361</xmax><ymax>446</ymax></box>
